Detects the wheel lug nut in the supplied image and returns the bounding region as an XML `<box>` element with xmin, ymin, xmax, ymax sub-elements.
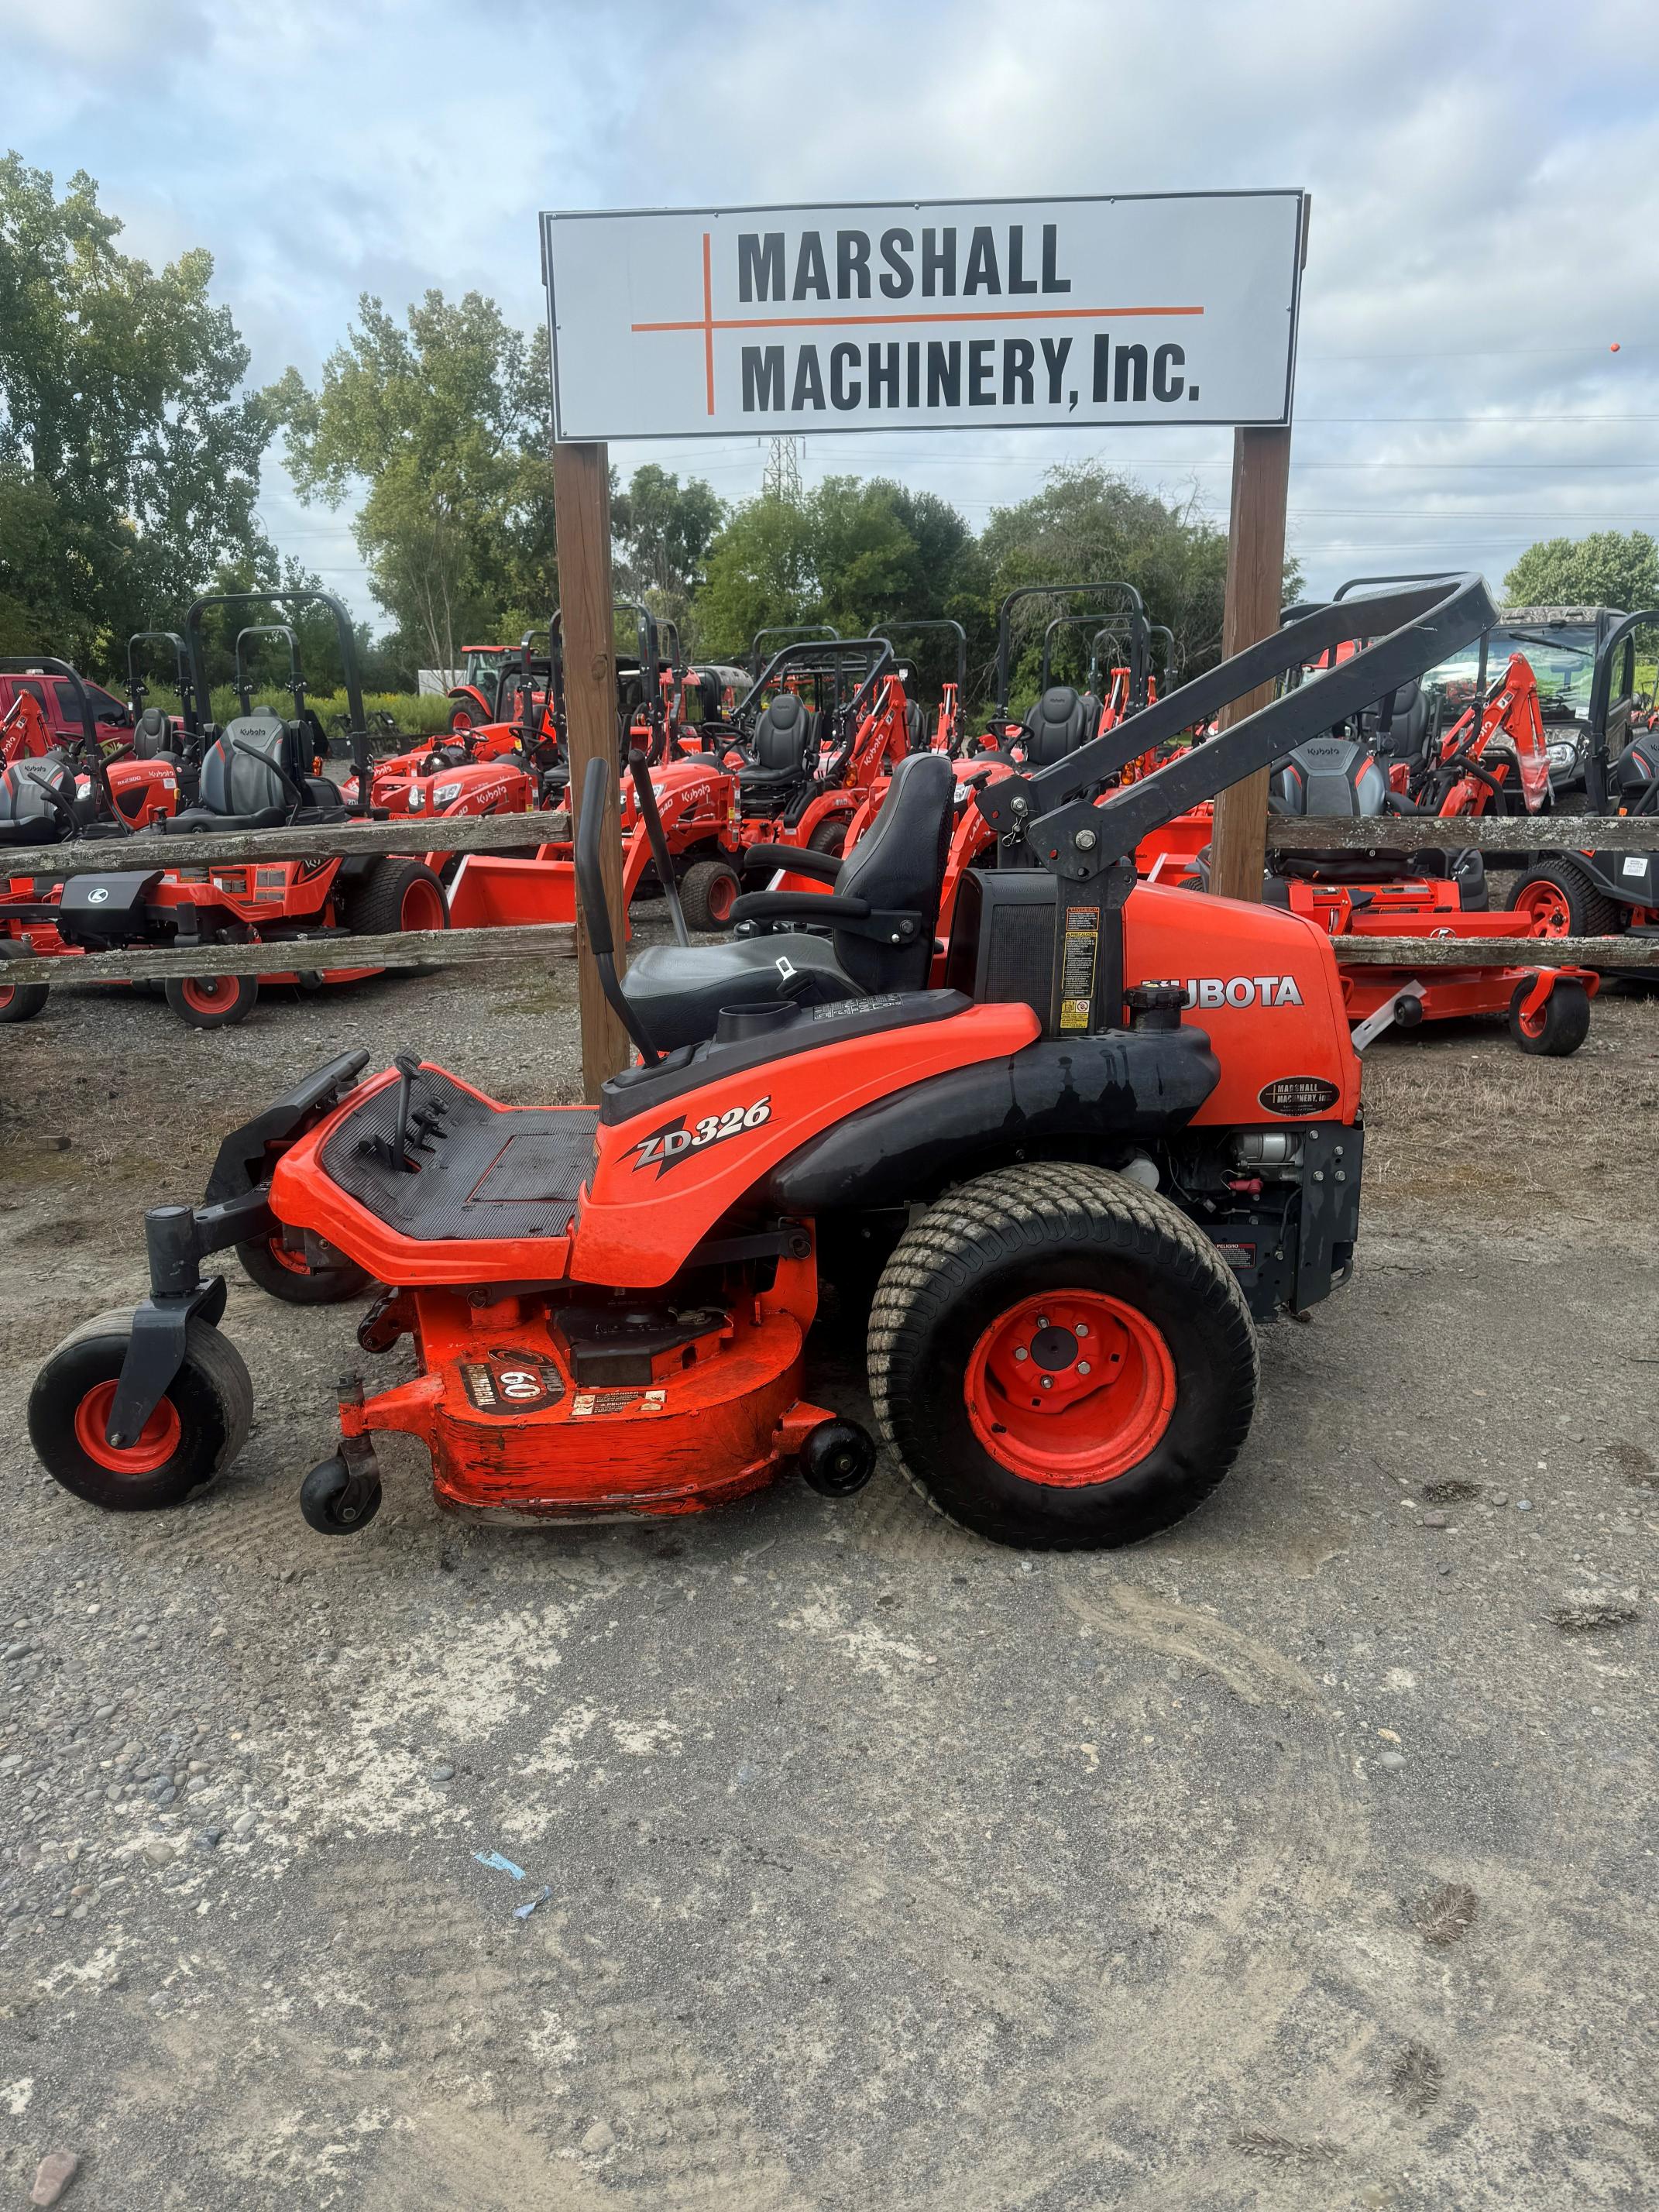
<box><xmin>1040</xmin><ymin>1376</ymin><xmax>1053</xmax><ymax>1390</ymax></box>
<box><xmin>1035</xmin><ymin>1315</ymin><xmax>1049</xmax><ymax>1330</ymax></box>
<box><xmin>1075</xmin><ymin>1323</ymin><xmax>1089</xmax><ymax>1338</ymax></box>
<box><xmin>1077</xmin><ymin>1361</ymin><xmax>1091</xmax><ymax>1376</ymax></box>
<box><xmin>1013</xmin><ymin>1346</ymin><xmax>1029</xmax><ymax>1362</ymax></box>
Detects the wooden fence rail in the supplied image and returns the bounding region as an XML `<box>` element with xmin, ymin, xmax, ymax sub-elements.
<box><xmin>2</xmin><ymin>807</ymin><xmax>1656</xmax><ymax>990</ymax></box>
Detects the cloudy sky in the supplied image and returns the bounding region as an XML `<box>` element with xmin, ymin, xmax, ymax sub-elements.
<box><xmin>6</xmin><ymin>0</ymin><xmax>1657</xmax><ymax>621</ymax></box>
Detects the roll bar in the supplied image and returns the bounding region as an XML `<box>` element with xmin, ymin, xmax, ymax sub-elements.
<box><xmin>730</xmin><ymin>636</ymin><xmax>892</xmax><ymax>726</ymax></box>
<box><xmin>233</xmin><ymin>625</ymin><xmax>302</xmax><ymax>718</ymax></box>
<box><xmin>185</xmin><ymin>589</ymin><xmax>370</xmax><ymax>809</ymax></box>
<box><xmin>869</xmin><ymin>617</ymin><xmax>967</xmax><ymax>699</ymax></box>
<box><xmin>993</xmin><ymin>582</ymin><xmax>1147</xmax><ymax>720</ymax></box>
<box><xmin>978</xmin><ymin>574</ymin><xmax>1498</xmax><ymax>870</ymax></box>
<box><xmin>126</xmin><ymin>631</ymin><xmax>197</xmax><ymax>730</ymax></box>
<box><xmin>750</xmin><ymin>623</ymin><xmax>840</xmax><ymax>676</ymax></box>
<box><xmin>1585</xmin><ymin>607</ymin><xmax>1659</xmax><ymax>811</ymax></box>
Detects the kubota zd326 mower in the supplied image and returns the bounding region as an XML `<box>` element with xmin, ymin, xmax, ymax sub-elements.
<box><xmin>26</xmin><ymin>579</ymin><xmax>1494</xmax><ymax>1551</ymax></box>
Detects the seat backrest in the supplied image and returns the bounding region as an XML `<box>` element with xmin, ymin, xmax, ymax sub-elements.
<box><xmin>1273</xmin><ymin>735</ymin><xmax>1389</xmax><ymax>819</ymax></box>
<box><xmin>750</xmin><ymin>692</ymin><xmax>814</xmax><ymax>772</ymax></box>
<box><xmin>0</xmin><ymin>754</ymin><xmax>75</xmax><ymax>833</ymax></box>
<box><xmin>131</xmin><ymin>706</ymin><xmax>176</xmax><ymax>760</ymax></box>
<box><xmin>1077</xmin><ymin>691</ymin><xmax>1104</xmax><ymax>737</ymax></box>
<box><xmin>198</xmin><ymin>713</ymin><xmax>308</xmax><ymax>818</ymax></box>
<box><xmin>1020</xmin><ymin>685</ymin><xmax>1091</xmax><ymax>768</ymax></box>
<box><xmin>833</xmin><ymin>750</ymin><xmax>954</xmax><ymax>992</ymax></box>
<box><xmin>904</xmin><ymin>699</ymin><xmax>927</xmax><ymax>752</ymax></box>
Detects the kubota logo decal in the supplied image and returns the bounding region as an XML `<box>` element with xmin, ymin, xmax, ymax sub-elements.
<box><xmin>1143</xmin><ymin>974</ymin><xmax>1305</xmax><ymax>1009</ymax></box>
<box><xmin>630</xmin><ymin>1095</ymin><xmax>772</xmax><ymax>1175</ymax></box>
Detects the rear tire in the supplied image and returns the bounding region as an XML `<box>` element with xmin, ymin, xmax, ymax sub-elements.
<box><xmin>679</xmin><ymin>856</ymin><xmax>740</xmax><ymax>932</ymax></box>
<box><xmin>237</xmin><ymin>1235</ymin><xmax>373</xmax><ymax>1305</ymax></box>
<box><xmin>164</xmin><ymin>974</ymin><xmax>258</xmax><ymax>1028</ymax></box>
<box><xmin>868</xmin><ymin>1164</ymin><xmax>1258</xmax><ymax>1549</ymax></box>
<box><xmin>449</xmin><ymin>703</ymin><xmax>479</xmax><ymax>732</ymax></box>
<box><xmin>1508</xmin><ymin>976</ymin><xmax>1591</xmax><ymax>1056</ymax></box>
<box><xmin>28</xmin><ymin>1311</ymin><xmax>252</xmax><ymax>1511</ymax></box>
<box><xmin>345</xmin><ymin>858</ymin><xmax>449</xmax><ymax>938</ymax></box>
<box><xmin>807</xmin><ymin>817</ymin><xmax>847</xmax><ymax>860</ymax></box>
<box><xmin>1508</xmin><ymin>860</ymin><xmax>1619</xmax><ymax>939</ymax></box>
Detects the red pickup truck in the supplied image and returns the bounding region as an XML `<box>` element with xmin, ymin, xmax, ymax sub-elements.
<box><xmin>0</xmin><ymin>670</ymin><xmax>132</xmax><ymax>741</ymax></box>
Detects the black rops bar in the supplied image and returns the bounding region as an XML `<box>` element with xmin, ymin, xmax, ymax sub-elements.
<box><xmin>731</xmin><ymin>636</ymin><xmax>894</xmax><ymax>727</ymax></box>
<box><xmin>974</xmin><ymin>575</ymin><xmax>1497</xmax><ymax>1043</ymax></box>
<box><xmin>750</xmin><ymin>623</ymin><xmax>839</xmax><ymax>677</ymax></box>
<box><xmin>126</xmin><ymin>631</ymin><xmax>197</xmax><ymax>730</ymax></box>
<box><xmin>185</xmin><ymin>589</ymin><xmax>371</xmax><ymax>811</ymax></box>
<box><xmin>993</xmin><ymin>582</ymin><xmax>1146</xmax><ymax>720</ymax></box>
<box><xmin>233</xmin><ymin>625</ymin><xmax>301</xmax><ymax>717</ymax></box>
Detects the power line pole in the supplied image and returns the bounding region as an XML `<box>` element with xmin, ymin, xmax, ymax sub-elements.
<box><xmin>760</xmin><ymin>434</ymin><xmax>804</xmax><ymax>503</ymax></box>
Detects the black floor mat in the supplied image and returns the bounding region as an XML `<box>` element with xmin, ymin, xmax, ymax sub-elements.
<box><xmin>320</xmin><ymin>1068</ymin><xmax>597</xmax><ymax>1242</ymax></box>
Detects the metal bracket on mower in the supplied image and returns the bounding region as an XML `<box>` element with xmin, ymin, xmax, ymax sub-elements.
<box><xmin>1348</xmin><ymin>982</ymin><xmax>1427</xmax><ymax>1054</ymax></box>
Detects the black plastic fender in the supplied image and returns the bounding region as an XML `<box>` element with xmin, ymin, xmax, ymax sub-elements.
<box><xmin>759</xmin><ymin>1027</ymin><xmax>1218</xmax><ymax>1214</ymax></box>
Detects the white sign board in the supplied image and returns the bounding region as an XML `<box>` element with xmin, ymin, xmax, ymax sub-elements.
<box><xmin>541</xmin><ymin>192</ymin><xmax>1305</xmax><ymax>443</ymax></box>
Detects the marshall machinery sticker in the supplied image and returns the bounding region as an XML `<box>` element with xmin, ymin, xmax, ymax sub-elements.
<box><xmin>541</xmin><ymin>193</ymin><xmax>1305</xmax><ymax>442</ymax></box>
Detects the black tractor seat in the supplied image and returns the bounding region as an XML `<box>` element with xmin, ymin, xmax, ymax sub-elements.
<box><xmin>1020</xmin><ymin>685</ymin><xmax>1093</xmax><ymax>767</ymax></box>
<box><xmin>160</xmin><ymin>713</ymin><xmax>348</xmax><ymax>833</ymax></box>
<box><xmin>0</xmin><ymin>754</ymin><xmax>78</xmax><ymax>847</ymax></box>
<box><xmin>621</xmin><ymin>749</ymin><xmax>956</xmax><ymax>1051</ymax></box>
<box><xmin>320</xmin><ymin>1069</ymin><xmax>599</xmax><ymax>1243</ymax></box>
<box><xmin>733</xmin><ymin>692</ymin><xmax>818</xmax><ymax>816</ymax></box>
<box><xmin>130</xmin><ymin>706</ymin><xmax>180</xmax><ymax>763</ymax></box>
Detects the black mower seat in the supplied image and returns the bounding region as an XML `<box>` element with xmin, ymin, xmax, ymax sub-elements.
<box><xmin>622</xmin><ymin>750</ymin><xmax>955</xmax><ymax>1052</ymax></box>
<box><xmin>130</xmin><ymin>706</ymin><xmax>178</xmax><ymax>761</ymax></box>
<box><xmin>320</xmin><ymin>1069</ymin><xmax>599</xmax><ymax>1243</ymax></box>
<box><xmin>160</xmin><ymin>714</ymin><xmax>349</xmax><ymax>833</ymax></box>
<box><xmin>736</xmin><ymin>692</ymin><xmax>816</xmax><ymax>813</ymax></box>
<box><xmin>1020</xmin><ymin>686</ymin><xmax>1091</xmax><ymax>768</ymax></box>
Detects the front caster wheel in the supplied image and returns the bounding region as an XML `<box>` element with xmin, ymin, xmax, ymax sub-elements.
<box><xmin>799</xmin><ymin>1418</ymin><xmax>876</xmax><ymax>1497</ymax></box>
<box><xmin>237</xmin><ymin>1235</ymin><xmax>373</xmax><ymax>1306</ymax></box>
<box><xmin>300</xmin><ymin>1456</ymin><xmax>382</xmax><ymax>1535</ymax></box>
<box><xmin>1508</xmin><ymin>976</ymin><xmax>1590</xmax><ymax>1056</ymax></box>
<box><xmin>28</xmin><ymin>1311</ymin><xmax>253</xmax><ymax>1510</ymax></box>
<box><xmin>164</xmin><ymin>973</ymin><xmax>258</xmax><ymax>1028</ymax></box>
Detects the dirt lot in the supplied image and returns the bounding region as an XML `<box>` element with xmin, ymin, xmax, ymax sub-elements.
<box><xmin>2</xmin><ymin>951</ymin><xmax>1657</xmax><ymax>2211</ymax></box>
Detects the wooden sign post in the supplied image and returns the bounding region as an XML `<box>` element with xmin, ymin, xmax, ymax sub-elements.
<box><xmin>1208</xmin><ymin>423</ymin><xmax>1293</xmax><ymax>902</ymax></box>
<box><xmin>551</xmin><ymin>438</ymin><xmax>631</xmax><ymax>1096</ymax></box>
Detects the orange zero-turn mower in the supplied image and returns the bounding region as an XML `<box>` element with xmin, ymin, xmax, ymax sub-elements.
<box><xmin>0</xmin><ymin>592</ymin><xmax>448</xmax><ymax>1029</ymax></box>
<box><xmin>26</xmin><ymin>577</ymin><xmax>1494</xmax><ymax>1549</ymax></box>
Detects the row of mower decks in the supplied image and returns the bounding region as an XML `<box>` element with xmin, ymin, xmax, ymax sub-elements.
<box><xmin>28</xmin><ymin>578</ymin><xmax>1492</xmax><ymax>1554</ymax></box>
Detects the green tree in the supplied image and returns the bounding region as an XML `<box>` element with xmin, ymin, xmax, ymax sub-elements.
<box><xmin>0</xmin><ymin>154</ymin><xmax>273</xmax><ymax>668</ymax></box>
<box><xmin>977</xmin><ymin>462</ymin><xmax>1238</xmax><ymax>705</ymax></box>
<box><xmin>692</xmin><ymin>493</ymin><xmax>820</xmax><ymax>661</ymax></box>
<box><xmin>1503</xmin><ymin>529</ymin><xmax>1659</xmax><ymax>611</ymax></box>
<box><xmin>272</xmin><ymin>290</ymin><xmax>556</xmax><ymax>675</ymax></box>
<box><xmin>613</xmin><ymin>464</ymin><xmax>726</xmax><ymax>639</ymax></box>
<box><xmin>693</xmin><ymin>476</ymin><xmax>980</xmax><ymax>672</ymax></box>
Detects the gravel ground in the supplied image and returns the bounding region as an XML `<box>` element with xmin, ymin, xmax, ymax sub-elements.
<box><xmin>2</xmin><ymin>948</ymin><xmax>1657</xmax><ymax>2210</ymax></box>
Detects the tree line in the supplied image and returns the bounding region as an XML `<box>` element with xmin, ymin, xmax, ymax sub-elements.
<box><xmin>3</xmin><ymin>156</ymin><xmax>1654</xmax><ymax>712</ymax></box>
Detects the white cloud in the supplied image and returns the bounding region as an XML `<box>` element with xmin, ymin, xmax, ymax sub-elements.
<box><xmin>7</xmin><ymin>0</ymin><xmax>1659</xmax><ymax>617</ymax></box>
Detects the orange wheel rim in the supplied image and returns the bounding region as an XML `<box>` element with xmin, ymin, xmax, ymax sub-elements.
<box><xmin>1516</xmin><ymin>881</ymin><xmax>1571</xmax><ymax>936</ymax></box>
<box><xmin>0</xmin><ymin>985</ymin><xmax>12</xmax><ymax>1010</ymax></box>
<box><xmin>268</xmin><ymin>1237</ymin><xmax>312</xmax><ymax>1275</ymax></box>
<box><xmin>964</xmin><ymin>1290</ymin><xmax>1176</xmax><ymax>1486</ymax></box>
<box><xmin>181</xmin><ymin>975</ymin><xmax>233</xmax><ymax>1012</ymax></box>
<box><xmin>72</xmin><ymin>1379</ymin><xmax>181</xmax><ymax>1474</ymax></box>
<box><xmin>400</xmin><ymin>879</ymin><xmax>445</xmax><ymax>931</ymax></box>
<box><xmin>707</xmin><ymin>871</ymin><xmax>737</xmax><ymax>921</ymax></box>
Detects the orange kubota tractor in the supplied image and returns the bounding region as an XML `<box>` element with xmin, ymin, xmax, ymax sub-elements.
<box><xmin>25</xmin><ymin>576</ymin><xmax>1496</xmax><ymax>1551</ymax></box>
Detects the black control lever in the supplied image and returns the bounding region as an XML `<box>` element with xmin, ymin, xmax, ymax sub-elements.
<box><xmin>359</xmin><ymin>1051</ymin><xmax>428</xmax><ymax>1172</ymax></box>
